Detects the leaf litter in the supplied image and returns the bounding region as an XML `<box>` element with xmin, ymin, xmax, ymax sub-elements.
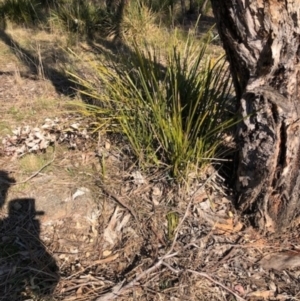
<box><xmin>1</xmin><ymin>116</ymin><xmax>92</xmax><ymax>158</ymax></box>
<box><xmin>48</xmin><ymin>152</ymin><xmax>300</xmax><ymax>301</ymax></box>
<box><xmin>3</xmin><ymin>135</ymin><xmax>300</xmax><ymax>300</ymax></box>
<box><xmin>1</xmin><ymin>76</ymin><xmax>300</xmax><ymax>301</ymax></box>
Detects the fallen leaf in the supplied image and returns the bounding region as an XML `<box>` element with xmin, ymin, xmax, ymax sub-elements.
<box><xmin>116</xmin><ymin>213</ymin><xmax>131</xmax><ymax>232</ymax></box>
<box><xmin>39</xmin><ymin>139</ymin><xmax>49</xmax><ymax>149</ymax></box>
<box><xmin>199</xmin><ymin>199</ymin><xmax>212</xmax><ymax>211</ymax></box>
<box><xmin>12</xmin><ymin>127</ymin><xmax>21</xmax><ymax>135</ymax></box>
<box><xmin>72</xmin><ymin>187</ymin><xmax>90</xmax><ymax>200</ymax></box>
<box><xmin>193</xmin><ymin>189</ymin><xmax>207</xmax><ymax>203</ymax></box>
<box><xmin>103</xmin><ymin>207</ymin><xmax>119</xmax><ymax>247</ymax></box>
<box><xmin>105</xmin><ymin>140</ymin><xmax>111</xmax><ymax>150</ymax></box>
<box><xmin>76</xmin><ymin>286</ymin><xmax>83</xmax><ymax>296</ymax></box>
<box><xmin>247</xmin><ymin>290</ymin><xmax>274</xmax><ymax>299</ymax></box>
<box><xmin>131</xmin><ymin>170</ymin><xmax>145</xmax><ymax>185</ymax></box>
<box><xmin>234</xmin><ymin>283</ymin><xmax>245</xmax><ymax>295</ymax></box>
<box><xmin>233</xmin><ymin>221</ymin><xmax>244</xmax><ymax>232</ymax></box>
<box><xmin>212</xmin><ymin>217</ymin><xmax>243</xmax><ymax>234</ymax></box>
<box><xmin>71</xmin><ymin>123</ymin><xmax>79</xmax><ymax>130</ymax></box>
<box><xmin>214</xmin><ymin>219</ymin><xmax>234</xmax><ymax>231</ymax></box>
<box><xmin>103</xmin><ymin>250</ymin><xmax>112</xmax><ymax>257</ymax></box>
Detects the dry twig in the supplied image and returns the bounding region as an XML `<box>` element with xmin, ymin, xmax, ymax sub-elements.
<box><xmin>0</xmin><ymin>153</ymin><xmax>55</xmax><ymax>185</ymax></box>
<box><xmin>65</xmin><ymin>253</ymin><xmax>119</xmax><ymax>280</ymax></box>
<box><xmin>100</xmin><ymin>185</ymin><xmax>139</xmax><ymax>223</ymax></box>
<box><xmin>186</xmin><ymin>269</ymin><xmax>247</xmax><ymax>301</ymax></box>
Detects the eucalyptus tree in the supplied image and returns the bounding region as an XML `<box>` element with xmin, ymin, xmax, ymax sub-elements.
<box><xmin>211</xmin><ymin>0</ymin><xmax>300</xmax><ymax>232</ymax></box>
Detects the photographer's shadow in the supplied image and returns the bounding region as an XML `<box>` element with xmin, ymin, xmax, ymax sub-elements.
<box><xmin>0</xmin><ymin>171</ymin><xmax>59</xmax><ymax>300</ymax></box>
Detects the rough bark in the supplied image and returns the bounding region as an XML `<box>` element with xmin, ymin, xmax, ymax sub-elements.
<box><xmin>210</xmin><ymin>0</ymin><xmax>300</xmax><ymax>232</ymax></box>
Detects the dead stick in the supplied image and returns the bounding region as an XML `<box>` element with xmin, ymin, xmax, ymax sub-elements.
<box><xmin>186</xmin><ymin>269</ymin><xmax>247</xmax><ymax>301</ymax></box>
<box><xmin>95</xmin><ymin>258</ymin><xmax>167</xmax><ymax>301</ymax></box>
<box><xmin>0</xmin><ymin>154</ymin><xmax>55</xmax><ymax>185</ymax></box>
<box><xmin>65</xmin><ymin>253</ymin><xmax>119</xmax><ymax>280</ymax></box>
<box><xmin>101</xmin><ymin>185</ymin><xmax>139</xmax><ymax>223</ymax></box>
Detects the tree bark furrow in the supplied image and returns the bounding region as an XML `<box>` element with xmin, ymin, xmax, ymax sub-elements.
<box><xmin>211</xmin><ymin>0</ymin><xmax>300</xmax><ymax>232</ymax></box>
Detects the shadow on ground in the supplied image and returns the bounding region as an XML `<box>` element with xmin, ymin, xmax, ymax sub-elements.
<box><xmin>0</xmin><ymin>171</ymin><xmax>59</xmax><ymax>301</ymax></box>
<box><xmin>0</xmin><ymin>28</ymin><xmax>76</xmax><ymax>97</ymax></box>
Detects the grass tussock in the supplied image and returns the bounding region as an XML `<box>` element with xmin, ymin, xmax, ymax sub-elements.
<box><xmin>69</xmin><ymin>32</ymin><xmax>235</xmax><ymax>181</ymax></box>
<box><xmin>49</xmin><ymin>0</ymin><xmax>111</xmax><ymax>38</ymax></box>
<box><xmin>0</xmin><ymin>0</ymin><xmax>41</xmax><ymax>27</ymax></box>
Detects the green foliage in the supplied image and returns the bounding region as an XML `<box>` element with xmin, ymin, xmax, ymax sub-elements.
<box><xmin>0</xmin><ymin>0</ymin><xmax>41</xmax><ymax>26</ymax></box>
<box><xmin>143</xmin><ymin>0</ymin><xmax>175</xmax><ymax>12</ymax></box>
<box><xmin>49</xmin><ymin>0</ymin><xmax>107</xmax><ymax>37</ymax></box>
<box><xmin>141</xmin><ymin>0</ymin><xmax>211</xmax><ymax>23</ymax></box>
<box><xmin>49</xmin><ymin>0</ymin><xmax>134</xmax><ymax>39</ymax></box>
<box><xmin>123</xmin><ymin>0</ymin><xmax>158</xmax><ymax>37</ymax></box>
<box><xmin>0</xmin><ymin>0</ymin><xmax>213</xmax><ymax>40</ymax></box>
<box><xmin>70</xmin><ymin>34</ymin><xmax>236</xmax><ymax>180</ymax></box>
<box><xmin>0</xmin><ymin>0</ymin><xmax>122</xmax><ymax>38</ymax></box>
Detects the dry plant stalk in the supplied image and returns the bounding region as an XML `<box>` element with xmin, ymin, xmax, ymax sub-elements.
<box><xmin>36</xmin><ymin>43</ymin><xmax>45</xmax><ymax>80</ymax></box>
<box><xmin>13</xmin><ymin>64</ymin><xmax>22</xmax><ymax>84</ymax></box>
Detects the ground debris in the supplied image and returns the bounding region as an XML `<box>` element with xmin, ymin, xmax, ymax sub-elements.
<box><xmin>1</xmin><ymin>116</ymin><xmax>93</xmax><ymax>157</ymax></box>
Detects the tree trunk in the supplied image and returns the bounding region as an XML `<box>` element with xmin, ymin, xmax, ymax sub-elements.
<box><xmin>210</xmin><ymin>0</ymin><xmax>300</xmax><ymax>232</ymax></box>
<box><xmin>180</xmin><ymin>0</ymin><xmax>186</xmax><ymax>15</ymax></box>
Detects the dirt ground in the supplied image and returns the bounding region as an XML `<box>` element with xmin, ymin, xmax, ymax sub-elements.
<box><xmin>1</xmin><ymin>25</ymin><xmax>300</xmax><ymax>301</ymax></box>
